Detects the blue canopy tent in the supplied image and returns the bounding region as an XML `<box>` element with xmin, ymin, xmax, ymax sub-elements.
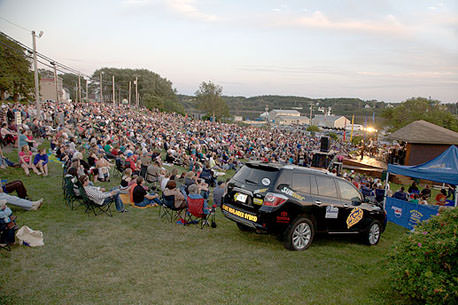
<box><xmin>384</xmin><ymin>145</ymin><xmax>458</xmax><ymax>229</ymax></box>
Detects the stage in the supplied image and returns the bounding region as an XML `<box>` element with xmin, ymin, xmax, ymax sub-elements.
<box><xmin>342</xmin><ymin>156</ymin><xmax>387</xmax><ymax>178</ymax></box>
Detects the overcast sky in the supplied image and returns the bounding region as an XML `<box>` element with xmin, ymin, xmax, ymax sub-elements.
<box><xmin>1</xmin><ymin>0</ymin><xmax>457</xmax><ymax>102</ymax></box>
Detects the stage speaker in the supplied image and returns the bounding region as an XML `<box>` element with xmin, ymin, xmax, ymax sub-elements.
<box><xmin>312</xmin><ymin>153</ymin><xmax>330</xmax><ymax>168</ymax></box>
<box><xmin>320</xmin><ymin>136</ymin><xmax>330</xmax><ymax>152</ymax></box>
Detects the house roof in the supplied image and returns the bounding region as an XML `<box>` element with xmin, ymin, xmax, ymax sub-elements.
<box><xmin>313</xmin><ymin>115</ymin><xmax>340</xmax><ymax>126</ymax></box>
<box><xmin>270</xmin><ymin>109</ymin><xmax>300</xmax><ymax>115</ymax></box>
<box><xmin>387</xmin><ymin>120</ymin><xmax>458</xmax><ymax>145</ymax></box>
<box><xmin>276</xmin><ymin>115</ymin><xmax>309</xmax><ymax>121</ymax></box>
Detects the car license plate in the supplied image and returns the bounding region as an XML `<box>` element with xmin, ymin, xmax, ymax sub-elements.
<box><xmin>235</xmin><ymin>193</ymin><xmax>248</xmax><ymax>203</ymax></box>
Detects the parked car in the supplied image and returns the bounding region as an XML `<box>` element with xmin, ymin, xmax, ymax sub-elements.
<box><xmin>221</xmin><ymin>161</ymin><xmax>387</xmax><ymax>250</ymax></box>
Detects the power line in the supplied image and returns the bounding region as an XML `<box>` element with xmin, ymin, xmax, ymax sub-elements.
<box><xmin>0</xmin><ymin>39</ymin><xmax>72</xmax><ymax>75</ymax></box>
<box><xmin>1</xmin><ymin>31</ymin><xmax>91</xmax><ymax>79</ymax></box>
<box><xmin>0</xmin><ymin>16</ymin><xmax>32</xmax><ymax>32</ymax></box>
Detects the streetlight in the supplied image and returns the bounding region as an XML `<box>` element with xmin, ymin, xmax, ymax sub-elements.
<box><xmin>32</xmin><ymin>30</ymin><xmax>43</xmax><ymax>118</ymax></box>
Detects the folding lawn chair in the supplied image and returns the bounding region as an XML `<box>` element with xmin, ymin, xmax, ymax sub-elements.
<box><xmin>158</xmin><ymin>194</ymin><xmax>180</xmax><ymax>222</ymax></box>
<box><xmin>63</xmin><ymin>176</ymin><xmax>81</xmax><ymax>210</ymax></box>
<box><xmin>0</xmin><ymin>223</ymin><xmax>13</xmax><ymax>252</ymax></box>
<box><xmin>111</xmin><ymin>158</ymin><xmax>125</xmax><ymax>178</ymax></box>
<box><xmin>77</xmin><ymin>184</ymin><xmax>113</xmax><ymax>217</ymax></box>
<box><xmin>186</xmin><ymin>196</ymin><xmax>215</xmax><ymax>229</ymax></box>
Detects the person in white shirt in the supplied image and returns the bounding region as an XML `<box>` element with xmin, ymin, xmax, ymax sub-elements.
<box><xmin>79</xmin><ymin>175</ymin><xmax>127</xmax><ymax>213</ymax></box>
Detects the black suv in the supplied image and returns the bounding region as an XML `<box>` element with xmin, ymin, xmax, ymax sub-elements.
<box><xmin>222</xmin><ymin>161</ymin><xmax>387</xmax><ymax>250</ymax></box>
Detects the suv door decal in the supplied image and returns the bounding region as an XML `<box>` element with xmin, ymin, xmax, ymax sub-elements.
<box><xmin>325</xmin><ymin>206</ymin><xmax>339</xmax><ymax>219</ymax></box>
<box><xmin>346</xmin><ymin>207</ymin><xmax>364</xmax><ymax>228</ymax></box>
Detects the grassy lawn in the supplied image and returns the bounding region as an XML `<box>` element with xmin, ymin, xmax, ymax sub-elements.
<box><xmin>0</xmin><ymin>150</ymin><xmax>408</xmax><ymax>305</ymax></box>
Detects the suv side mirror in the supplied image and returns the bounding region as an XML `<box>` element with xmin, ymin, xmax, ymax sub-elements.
<box><xmin>351</xmin><ymin>197</ymin><xmax>362</xmax><ymax>206</ymax></box>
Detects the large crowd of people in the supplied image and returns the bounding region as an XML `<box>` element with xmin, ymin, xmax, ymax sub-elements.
<box><xmin>0</xmin><ymin>100</ymin><xmax>455</xmax><ymax>246</ymax></box>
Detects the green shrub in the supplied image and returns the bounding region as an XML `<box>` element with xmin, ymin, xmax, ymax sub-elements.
<box><xmin>306</xmin><ymin>125</ymin><xmax>320</xmax><ymax>132</ymax></box>
<box><xmin>328</xmin><ymin>132</ymin><xmax>338</xmax><ymax>141</ymax></box>
<box><xmin>351</xmin><ymin>135</ymin><xmax>363</xmax><ymax>145</ymax></box>
<box><xmin>388</xmin><ymin>207</ymin><xmax>458</xmax><ymax>304</ymax></box>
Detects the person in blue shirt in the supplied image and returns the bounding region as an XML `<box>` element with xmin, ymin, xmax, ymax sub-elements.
<box><xmin>392</xmin><ymin>186</ymin><xmax>408</xmax><ymax>201</ymax></box>
<box><xmin>33</xmin><ymin>148</ymin><xmax>49</xmax><ymax>176</ymax></box>
<box><xmin>188</xmin><ymin>184</ymin><xmax>210</xmax><ymax>214</ymax></box>
<box><xmin>0</xmin><ymin>200</ymin><xmax>14</xmax><ymax>225</ymax></box>
<box><xmin>0</xmin><ymin>200</ymin><xmax>16</xmax><ymax>245</ymax></box>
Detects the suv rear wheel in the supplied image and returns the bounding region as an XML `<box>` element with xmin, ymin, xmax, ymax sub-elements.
<box><xmin>284</xmin><ymin>217</ymin><xmax>315</xmax><ymax>251</ymax></box>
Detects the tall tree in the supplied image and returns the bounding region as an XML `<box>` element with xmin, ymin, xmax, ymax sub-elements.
<box><xmin>195</xmin><ymin>81</ymin><xmax>229</xmax><ymax>121</ymax></box>
<box><xmin>91</xmin><ymin>68</ymin><xmax>182</xmax><ymax>113</ymax></box>
<box><xmin>38</xmin><ymin>69</ymin><xmax>54</xmax><ymax>79</ymax></box>
<box><xmin>383</xmin><ymin>97</ymin><xmax>458</xmax><ymax>132</ymax></box>
<box><xmin>60</xmin><ymin>73</ymin><xmax>80</xmax><ymax>101</ymax></box>
<box><xmin>0</xmin><ymin>33</ymin><xmax>34</xmax><ymax>101</ymax></box>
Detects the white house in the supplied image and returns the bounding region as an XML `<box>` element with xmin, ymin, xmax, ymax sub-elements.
<box><xmin>313</xmin><ymin>115</ymin><xmax>351</xmax><ymax>129</ymax></box>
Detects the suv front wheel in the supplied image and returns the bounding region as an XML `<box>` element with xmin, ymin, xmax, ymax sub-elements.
<box><xmin>363</xmin><ymin>220</ymin><xmax>382</xmax><ymax>246</ymax></box>
<box><xmin>284</xmin><ymin>217</ymin><xmax>315</xmax><ymax>251</ymax></box>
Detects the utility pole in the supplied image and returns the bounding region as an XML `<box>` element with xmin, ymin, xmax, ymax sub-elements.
<box><xmin>32</xmin><ymin>31</ymin><xmax>41</xmax><ymax>119</ymax></box>
<box><xmin>86</xmin><ymin>79</ymin><xmax>89</xmax><ymax>103</ymax></box>
<box><xmin>128</xmin><ymin>81</ymin><xmax>131</xmax><ymax>105</ymax></box>
<box><xmin>309</xmin><ymin>104</ymin><xmax>313</xmax><ymax>126</ymax></box>
<box><xmin>78</xmin><ymin>74</ymin><xmax>82</xmax><ymax>103</ymax></box>
<box><xmin>265</xmin><ymin>105</ymin><xmax>269</xmax><ymax>126</ymax></box>
<box><xmin>135</xmin><ymin>76</ymin><xmax>138</xmax><ymax>109</ymax></box>
<box><xmin>75</xmin><ymin>82</ymin><xmax>78</xmax><ymax>103</ymax></box>
<box><xmin>112</xmin><ymin>75</ymin><xmax>115</xmax><ymax>105</ymax></box>
<box><xmin>52</xmin><ymin>62</ymin><xmax>59</xmax><ymax>103</ymax></box>
<box><xmin>99</xmin><ymin>72</ymin><xmax>103</xmax><ymax>103</ymax></box>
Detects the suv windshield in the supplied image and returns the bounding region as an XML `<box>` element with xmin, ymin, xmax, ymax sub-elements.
<box><xmin>232</xmin><ymin>165</ymin><xmax>278</xmax><ymax>187</ymax></box>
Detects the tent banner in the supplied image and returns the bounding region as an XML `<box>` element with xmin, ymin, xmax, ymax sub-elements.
<box><xmin>385</xmin><ymin>197</ymin><xmax>439</xmax><ymax>230</ymax></box>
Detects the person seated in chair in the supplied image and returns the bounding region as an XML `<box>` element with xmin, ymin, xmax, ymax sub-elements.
<box><xmin>163</xmin><ymin>180</ymin><xmax>186</xmax><ymax>210</ymax></box>
<box><xmin>196</xmin><ymin>178</ymin><xmax>209</xmax><ymax>199</ymax></box>
<box><xmin>408</xmin><ymin>181</ymin><xmax>419</xmax><ymax>194</ymax></box>
<box><xmin>199</xmin><ymin>162</ymin><xmax>216</xmax><ymax>187</ymax></box>
<box><xmin>188</xmin><ymin>184</ymin><xmax>210</xmax><ymax>214</ymax></box>
<box><xmin>420</xmin><ymin>185</ymin><xmax>431</xmax><ymax>199</ymax></box>
<box><xmin>79</xmin><ymin>175</ymin><xmax>127</xmax><ymax>213</ymax></box>
<box><xmin>0</xmin><ymin>200</ymin><xmax>17</xmax><ymax>246</ymax></box>
<box><xmin>132</xmin><ymin>177</ymin><xmax>161</xmax><ymax>207</ymax></box>
<box><xmin>0</xmin><ymin>200</ymin><xmax>17</xmax><ymax>229</ymax></box>
<box><xmin>145</xmin><ymin>160</ymin><xmax>162</xmax><ymax>183</ymax></box>
<box><xmin>435</xmin><ymin>189</ymin><xmax>447</xmax><ymax>206</ymax></box>
<box><xmin>392</xmin><ymin>186</ymin><xmax>408</xmax><ymax>201</ymax></box>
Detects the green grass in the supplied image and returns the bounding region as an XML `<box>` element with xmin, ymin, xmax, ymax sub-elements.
<box><xmin>1</xmin><ymin>150</ymin><xmax>408</xmax><ymax>305</ymax></box>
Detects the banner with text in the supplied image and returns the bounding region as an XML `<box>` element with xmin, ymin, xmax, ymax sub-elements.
<box><xmin>385</xmin><ymin>197</ymin><xmax>439</xmax><ymax>230</ymax></box>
